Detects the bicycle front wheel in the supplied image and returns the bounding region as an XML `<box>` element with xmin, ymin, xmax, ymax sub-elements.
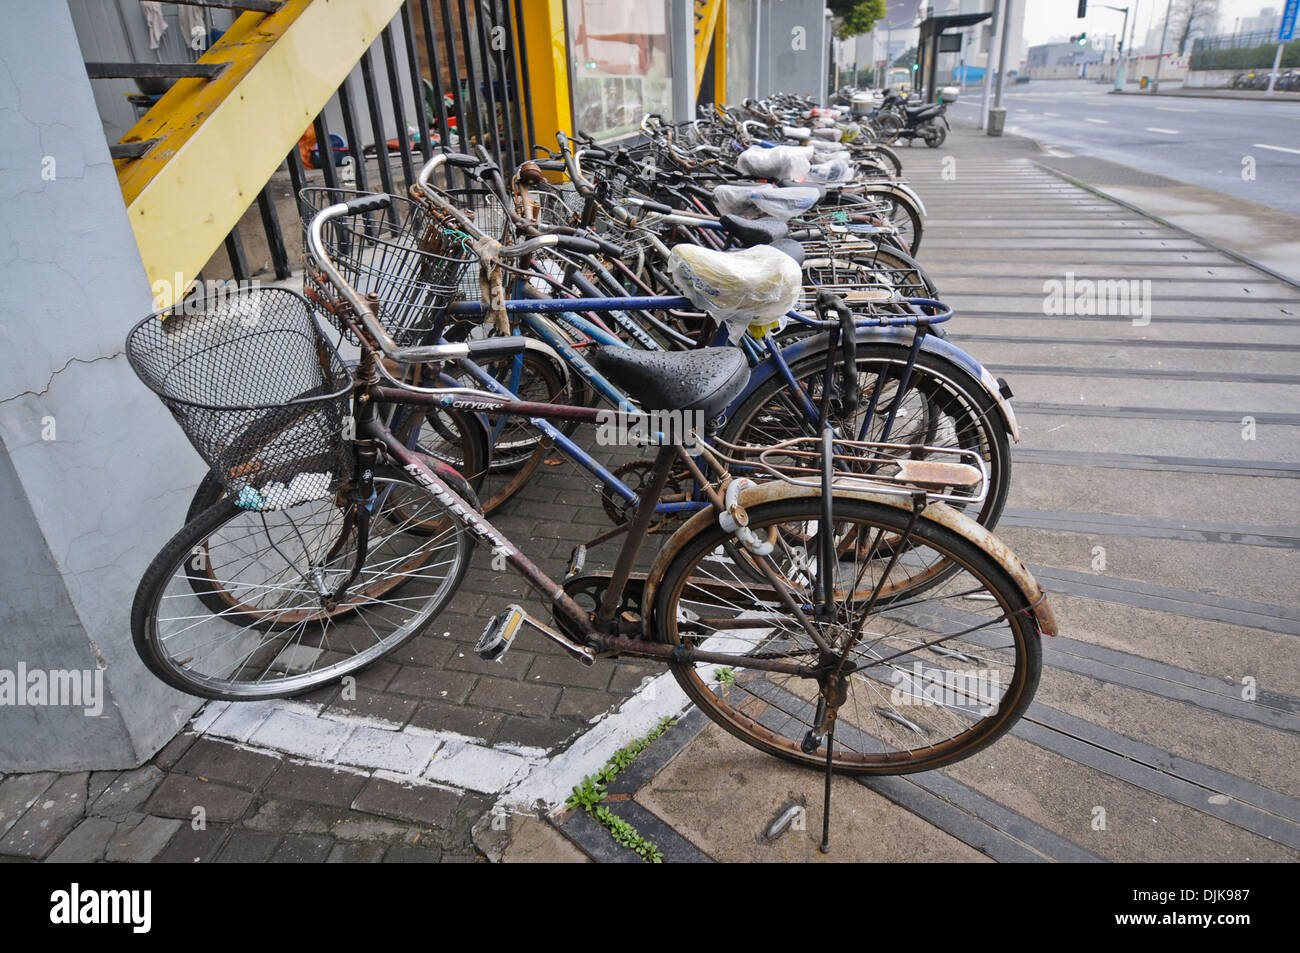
<box><xmin>651</xmin><ymin>496</ymin><xmax>1041</xmax><ymax>775</ymax></box>
<box><xmin>132</xmin><ymin>465</ymin><xmax>473</xmax><ymax>700</ymax></box>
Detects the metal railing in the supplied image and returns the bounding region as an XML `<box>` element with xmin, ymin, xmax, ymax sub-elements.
<box><xmin>87</xmin><ymin>0</ymin><xmax>534</xmax><ymax>287</ymax></box>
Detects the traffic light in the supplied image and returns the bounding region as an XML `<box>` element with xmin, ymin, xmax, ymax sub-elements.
<box><xmin>1077</xmin><ymin>32</ymin><xmax>1088</xmax><ymax>46</ymax></box>
<box><xmin>1077</xmin><ymin>1</ymin><xmax>1087</xmax><ymax>16</ymax></box>
<box><xmin>911</xmin><ymin>62</ymin><xmax>919</xmax><ymax>71</ymax></box>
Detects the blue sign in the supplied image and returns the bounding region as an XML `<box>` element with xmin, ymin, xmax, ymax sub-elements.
<box><xmin>1281</xmin><ymin>0</ymin><xmax>1298</xmax><ymax>42</ymax></box>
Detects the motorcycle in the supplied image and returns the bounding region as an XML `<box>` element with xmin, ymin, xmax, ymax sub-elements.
<box><xmin>879</xmin><ymin>88</ymin><xmax>950</xmax><ymax>148</ymax></box>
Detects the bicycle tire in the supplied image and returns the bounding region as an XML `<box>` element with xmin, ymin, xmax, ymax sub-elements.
<box><xmin>134</xmin><ymin>464</ymin><xmax>473</xmax><ymax>700</ymax></box>
<box><xmin>650</xmin><ymin>495</ymin><xmax>1041</xmax><ymax>775</ymax></box>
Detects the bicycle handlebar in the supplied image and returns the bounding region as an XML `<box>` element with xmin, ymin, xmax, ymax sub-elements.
<box><xmin>556</xmin><ymin>131</ymin><xmax>597</xmax><ymax>197</ymax></box>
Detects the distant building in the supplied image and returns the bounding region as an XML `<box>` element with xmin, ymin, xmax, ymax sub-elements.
<box><xmin>1027</xmin><ymin>40</ymin><xmax>1105</xmax><ymax>68</ymax></box>
<box><xmin>1237</xmin><ymin>6</ymin><xmax>1281</xmax><ymax>35</ymax></box>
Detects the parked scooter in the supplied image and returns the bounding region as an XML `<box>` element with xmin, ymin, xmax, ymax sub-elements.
<box><xmin>879</xmin><ymin>88</ymin><xmax>952</xmax><ymax>148</ymax></box>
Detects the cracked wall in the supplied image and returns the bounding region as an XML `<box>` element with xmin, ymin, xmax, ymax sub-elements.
<box><xmin>0</xmin><ymin>3</ymin><xmax>205</xmax><ymax>770</ymax></box>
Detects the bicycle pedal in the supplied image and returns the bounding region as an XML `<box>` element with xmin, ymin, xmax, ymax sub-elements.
<box><xmin>476</xmin><ymin>604</ymin><xmax>526</xmax><ymax>662</ymax></box>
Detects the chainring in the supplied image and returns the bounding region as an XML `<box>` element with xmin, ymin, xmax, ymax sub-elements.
<box><xmin>553</xmin><ymin>572</ymin><xmax>647</xmax><ymax>644</ymax></box>
<box><xmin>600</xmin><ymin>458</ymin><xmax>687</xmax><ymax>529</ymax></box>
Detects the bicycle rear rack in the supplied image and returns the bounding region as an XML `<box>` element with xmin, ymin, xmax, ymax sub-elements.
<box><xmin>707</xmin><ymin>435</ymin><xmax>989</xmax><ymax>508</ymax></box>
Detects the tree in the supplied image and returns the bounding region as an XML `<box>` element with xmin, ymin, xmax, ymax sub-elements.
<box><xmin>1170</xmin><ymin>0</ymin><xmax>1220</xmax><ymax>55</ymax></box>
<box><xmin>892</xmin><ymin>44</ymin><xmax>918</xmax><ymax>68</ymax></box>
<box><xmin>829</xmin><ymin>0</ymin><xmax>888</xmax><ymax>40</ymax></box>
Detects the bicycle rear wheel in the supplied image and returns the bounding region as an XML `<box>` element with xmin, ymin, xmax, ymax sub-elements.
<box><xmin>133</xmin><ymin>465</ymin><xmax>473</xmax><ymax>700</ymax></box>
<box><xmin>721</xmin><ymin>343</ymin><xmax>1012</xmax><ymax>534</ymax></box>
<box><xmin>651</xmin><ymin>496</ymin><xmax>1041</xmax><ymax>775</ymax></box>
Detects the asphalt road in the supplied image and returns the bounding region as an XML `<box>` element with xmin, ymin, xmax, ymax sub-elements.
<box><xmin>949</xmin><ymin>79</ymin><xmax>1300</xmax><ymax>215</ymax></box>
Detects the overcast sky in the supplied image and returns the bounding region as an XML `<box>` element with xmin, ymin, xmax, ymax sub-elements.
<box><xmin>1022</xmin><ymin>0</ymin><xmax>1289</xmax><ymax>46</ymax></box>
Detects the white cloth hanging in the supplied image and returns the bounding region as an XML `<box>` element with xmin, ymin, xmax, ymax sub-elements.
<box><xmin>141</xmin><ymin>1</ymin><xmax>167</xmax><ymax>50</ymax></box>
<box><xmin>177</xmin><ymin>4</ymin><xmax>206</xmax><ymax>52</ymax></box>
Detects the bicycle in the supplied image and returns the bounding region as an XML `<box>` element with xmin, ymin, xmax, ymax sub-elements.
<box><xmin>128</xmin><ymin>183</ymin><xmax>1056</xmax><ymax>855</ymax></box>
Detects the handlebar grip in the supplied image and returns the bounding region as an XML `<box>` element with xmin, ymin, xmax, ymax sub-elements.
<box><xmin>465</xmin><ymin>337</ymin><xmax>527</xmax><ymax>360</ymax></box>
<box><xmin>441</xmin><ymin>151</ymin><xmax>480</xmax><ymax>168</ymax></box>
<box><xmin>534</xmin><ymin>159</ymin><xmax>566</xmax><ymax>171</ymax></box>
<box><xmin>554</xmin><ymin>235</ymin><xmax>602</xmax><ymax>255</ymax></box>
<box><xmin>588</xmin><ymin>234</ymin><xmax>623</xmax><ymax>257</ymax></box>
<box><xmin>629</xmin><ymin>198</ymin><xmax>673</xmax><ymax>215</ymax></box>
<box><xmin>342</xmin><ymin>193</ymin><xmax>393</xmax><ymax>215</ymax></box>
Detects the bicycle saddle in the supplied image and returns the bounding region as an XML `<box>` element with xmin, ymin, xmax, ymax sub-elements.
<box><xmin>719</xmin><ymin>214</ymin><xmax>789</xmax><ymax>247</ymax></box>
<box><xmin>667</xmin><ymin>244</ymin><xmax>803</xmax><ymax>324</ymax></box>
<box><xmin>770</xmin><ymin>239</ymin><xmax>805</xmax><ymax>266</ymax></box>
<box><xmin>587</xmin><ymin>346</ymin><xmax>749</xmax><ymax>419</ymax></box>
<box><xmin>712</xmin><ymin>183</ymin><xmax>821</xmax><ymax>220</ymax></box>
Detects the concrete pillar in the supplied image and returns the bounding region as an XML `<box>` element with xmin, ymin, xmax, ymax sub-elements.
<box><xmin>755</xmin><ymin>0</ymin><xmax>829</xmax><ymax>100</ymax></box>
<box><xmin>671</xmin><ymin>0</ymin><xmax>697</xmax><ymax>121</ymax></box>
<box><xmin>0</xmin><ymin>3</ymin><xmax>204</xmax><ymax>771</ymax></box>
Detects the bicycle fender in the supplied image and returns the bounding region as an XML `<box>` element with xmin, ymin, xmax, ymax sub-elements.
<box><xmin>888</xmin><ymin>181</ymin><xmax>928</xmax><ymax>220</ymax></box>
<box><xmin>856</xmin><ymin>181</ymin><xmax>927</xmax><ymax>221</ymax></box>
<box><xmin>643</xmin><ymin>482</ymin><xmax>1056</xmax><ymax>639</ymax></box>
<box><xmin>733</xmin><ymin>328</ymin><xmax>1020</xmax><ymax>442</ymax></box>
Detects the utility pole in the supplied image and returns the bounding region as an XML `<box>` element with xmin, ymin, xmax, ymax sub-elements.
<box><xmin>988</xmin><ymin>0</ymin><xmax>1015</xmax><ymax>135</ymax></box>
<box><xmin>1152</xmin><ymin>0</ymin><xmax>1173</xmax><ymax>91</ymax></box>
<box><xmin>994</xmin><ymin>0</ymin><xmax>1014</xmax><ymax>108</ymax></box>
<box><xmin>980</xmin><ymin>0</ymin><xmax>1000</xmax><ymax>127</ymax></box>
<box><xmin>1125</xmin><ymin>0</ymin><xmax>1140</xmax><ymax>87</ymax></box>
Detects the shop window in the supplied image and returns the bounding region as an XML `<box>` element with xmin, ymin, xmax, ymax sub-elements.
<box><xmin>565</xmin><ymin>0</ymin><xmax>673</xmax><ymax>142</ymax></box>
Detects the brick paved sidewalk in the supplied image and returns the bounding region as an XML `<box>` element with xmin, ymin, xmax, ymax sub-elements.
<box><xmin>0</xmin><ymin>435</ymin><xmax>665</xmax><ymax>862</ymax></box>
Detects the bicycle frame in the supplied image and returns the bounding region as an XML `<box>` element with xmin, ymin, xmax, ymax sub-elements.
<box><xmin>437</xmin><ymin>292</ymin><xmax>958</xmax><ymax>515</ymax></box>
<box><xmin>352</xmin><ymin>341</ymin><xmax>817</xmax><ymax>678</ymax></box>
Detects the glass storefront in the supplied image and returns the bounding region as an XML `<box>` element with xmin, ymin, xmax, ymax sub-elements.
<box><xmin>565</xmin><ymin>0</ymin><xmax>674</xmax><ymax>142</ymax></box>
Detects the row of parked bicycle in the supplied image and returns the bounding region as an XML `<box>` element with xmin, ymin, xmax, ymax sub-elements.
<box><xmin>121</xmin><ymin>91</ymin><xmax>1052</xmax><ymax>805</ymax></box>
<box><xmin>1230</xmin><ymin>69</ymin><xmax>1300</xmax><ymax>90</ymax></box>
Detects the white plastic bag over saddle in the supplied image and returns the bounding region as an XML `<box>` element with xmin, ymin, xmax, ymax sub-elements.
<box><xmin>712</xmin><ymin>184</ymin><xmax>821</xmax><ymax>220</ymax></box>
<box><xmin>668</xmin><ymin>244</ymin><xmax>802</xmax><ymax>340</ymax></box>
<box><xmin>808</xmin><ymin>137</ymin><xmax>848</xmax><ymax>154</ymax></box>
<box><xmin>807</xmin><ymin>159</ymin><xmax>854</xmax><ymax>184</ymax></box>
<box><xmin>736</xmin><ymin>144</ymin><xmax>813</xmax><ymax>181</ymax></box>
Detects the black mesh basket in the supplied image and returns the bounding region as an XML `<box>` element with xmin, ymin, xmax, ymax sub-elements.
<box><xmin>298</xmin><ymin>188</ymin><xmax>477</xmax><ymax>346</ymax></box>
<box><xmin>125</xmin><ymin>287</ymin><xmax>353</xmax><ymax>512</ymax></box>
<box><xmin>440</xmin><ymin>188</ymin><xmax>513</xmax><ymax>302</ymax></box>
<box><xmin>442</xmin><ymin>187</ymin><xmax>513</xmax><ymax>241</ymax></box>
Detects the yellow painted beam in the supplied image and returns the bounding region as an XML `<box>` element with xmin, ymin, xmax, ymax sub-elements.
<box><xmin>693</xmin><ymin>0</ymin><xmax>721</xmax><ymax>96</ymax></box>
<box><xmin>123</xmin><ymin>0</ymin><xmax>406</xmax><ymax>307</ymax></box>
<box><xmin>518</xmin><ymin>0</ymin><xmax>572</xmax><ymax>157</ymax></box>
<box><xmin>713</xmin><ymin>0</ymin><xmax>727</xmax><ymax>105</ymax></box>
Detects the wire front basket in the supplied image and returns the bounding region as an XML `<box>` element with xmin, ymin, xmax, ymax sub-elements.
<box><xmin>299</xmin><ymin>188</ymin><xmax>476</xmax><ymax>346</ymax></box>
<box><xmin>437</xmin><ymin>188</ymin><xmax>512</xmax><ymax>302</ymax></box>
<box><xmin>126</xmin><ymin>287</ymin><xmax>353</xmax><ymax>512</ymax></box>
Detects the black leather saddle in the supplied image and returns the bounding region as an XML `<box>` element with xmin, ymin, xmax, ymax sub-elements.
<box><xmin>719</xmin><ymin>214</ymin><xmax>789</xmax><ymax>247</ymax></box>
<box><xmin>587</xmin><ymin>346</ymin><xmax>750</xmax><ymax>418</ymax></box>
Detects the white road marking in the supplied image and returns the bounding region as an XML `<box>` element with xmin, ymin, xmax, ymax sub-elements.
<box><xmin>1085</xmin><ymin>117</ymin><xmax>1109</xmax><ymax>124</ymax></box>
<box><xmin>1044</xmin><ymin>111</ymin><xmax>1060</xmax><ymax>117</ymax></box>
<box><xmin>1253</xmin><ymin>142</ymin><xmax>1300</xmax><ymax>155</ymax></box>
<box><xmin>1146</xmin><ymin>127</ymin><xmax>1179</xmax><ymax>134</ymax></box>
<box><xmin>1156</xmin><ymin>105</ymin><xmax>1196</xmax><ymax>112</ymax></box>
